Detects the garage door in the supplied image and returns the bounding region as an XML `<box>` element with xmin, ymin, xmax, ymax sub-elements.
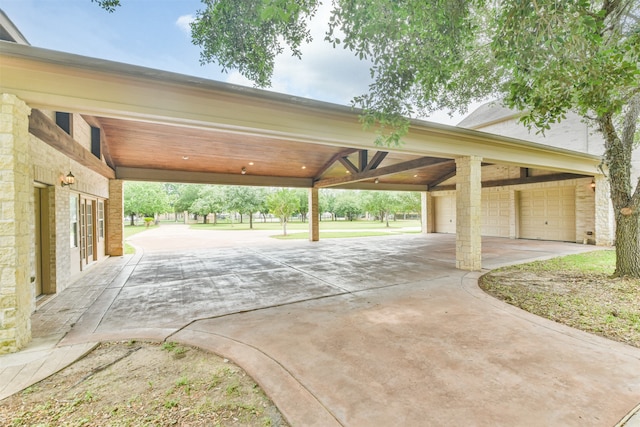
<box><xmin>482</xmin><ymin>192</ymin><xmax>510</xmax><ymax>237</ymax></box>
<box><xmin>519</xmin><ymin>187</ymin><xmax>576</xmax><ymax>242</ymax></box>
<box><xmin>434</xmin><ymin>195</ymin><xmax>456</xmax><ymax>233</ymax></box>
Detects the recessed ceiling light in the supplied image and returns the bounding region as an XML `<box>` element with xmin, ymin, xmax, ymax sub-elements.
<box><xmin>182</xmin><ymin>156</ymin><xmax>189</xmax><ymax>160</ymax></box>
<box><xmin>301</xmin><ymin>165</ymin><xmax>306</xmax><ymax>169</ymax></box>
<box><xmin>413</xmin><ymin>174</ymin><xmax>418</xmax><ymax>178</ymax></box>
<box><xmin>248</xmin><ymin>162</ymin><xmax>254</xmax><ymax>166</ymax></box>
<box><xmin>346</xmin><ymin>170</ymin><xmax>350</xmax><ymax>174</ymax></box>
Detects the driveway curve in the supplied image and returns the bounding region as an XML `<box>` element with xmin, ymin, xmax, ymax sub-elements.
<box><xmin>50</xmin><ymin>225</ymin><xmax>640</xmax><ymax>425</ymax></box>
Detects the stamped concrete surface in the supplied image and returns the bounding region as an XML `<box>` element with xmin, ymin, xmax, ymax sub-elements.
<box><xmin>2</xmin><ymin>224</ymin><xmax>640</xmax><ymax>426</ymax></box>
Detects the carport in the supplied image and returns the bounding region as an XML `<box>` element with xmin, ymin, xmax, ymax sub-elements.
<box><xmin>0</xmin><ymin>41</ymin><xmax>609</xmax><ymax>272</ymax></box>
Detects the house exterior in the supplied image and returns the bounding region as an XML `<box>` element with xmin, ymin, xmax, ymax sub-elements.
<box><xmin>450</xmin><ymin>100</ymin><xmax>638</xmax><ymax>246</ymax></box>
<box><xmin>458</xmin><ymin>100</ymin><xmax>640</xmax><ymax>182</ymax></box>
<box><xmin>0</xmin><ymin>12</ymin><xmax>610</xmax><ymax>354</ymax></box>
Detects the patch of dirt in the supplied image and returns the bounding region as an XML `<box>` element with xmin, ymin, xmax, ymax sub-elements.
<box><xmin>480</xmin><ymin>269</ymin><xmax>640</xmax><ymax>348</ymax></box>
<box><xmin>0</xmin><ymin>341</ymin><xmax>288</xmax><ymax>426</ymax></box>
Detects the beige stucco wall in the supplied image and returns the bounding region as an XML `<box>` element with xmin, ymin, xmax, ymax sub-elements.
<box><xmin>466</xmin><ymin>110</ymin><xmax>640</xmax><ymax>190</ymax></box>
<box><xmin>472</xmin><ymin>112</ymin><xmax>606</xmax><ymax>157</ymax></box>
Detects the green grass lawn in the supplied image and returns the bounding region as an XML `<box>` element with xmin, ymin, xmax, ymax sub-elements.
<box><xmin>480</xmin><ymin>250</ymin><xmax>640</xmax><ymax>348</ymax></box>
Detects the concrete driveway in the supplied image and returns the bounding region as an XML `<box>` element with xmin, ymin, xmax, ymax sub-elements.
<box><xmin>14</xmin><ymin>225</ymin><xmax>640</xmax><ymax>425</ymax></box>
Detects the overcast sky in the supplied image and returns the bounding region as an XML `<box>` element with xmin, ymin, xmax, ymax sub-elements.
<box><xmin>2</xmin><ymin>0</ymin><xmax>478</xmax><ymax>125</ymax></box>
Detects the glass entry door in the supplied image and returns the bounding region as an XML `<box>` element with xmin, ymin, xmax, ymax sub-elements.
<box><xmin>80</xmin><ymin>198</ymin><xmax>97</xmax><ymax>269</ymax></box>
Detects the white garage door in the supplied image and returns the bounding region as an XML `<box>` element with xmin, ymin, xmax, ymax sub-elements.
<box><xmin>482</xmin><ymin>192</ymin><xmax>510</xmax><ymax>237</ymax></box>
<box><xmin>519</xmin><ymin>187</ymin><xmax>576</xmax><ymax>242</ymax></box>
<box><xmin>434</xmin><ymin>195</ymin><xmax>456</xmax><ymax>233</ymax></box>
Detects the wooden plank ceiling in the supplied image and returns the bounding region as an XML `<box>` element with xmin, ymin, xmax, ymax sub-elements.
<box><xmin>93</xmin><ymin>115</ymin><xmax>456</xmax><ymax>190</ymax></box>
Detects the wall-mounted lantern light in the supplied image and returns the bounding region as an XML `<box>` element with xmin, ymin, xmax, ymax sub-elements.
<box><xmin>241</xmin><ymin>167</ymin><xmax>247</xmax><ymax>175</ymax></box>
<box><xmin>61</xmin><ymin>171</ymin><xmax>75</xmax><ymax>187</ymax></box>
<box><xmin>590</xmin><ymin>179</ymin><xmax>596</xmax><ymax>191</ymax></box>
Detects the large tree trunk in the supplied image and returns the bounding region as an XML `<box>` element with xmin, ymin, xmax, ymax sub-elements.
<box><xmin>614</xmin><ymin>211</ymin><xmax>640</xmax><ymax>276</ymax></box>
<box><xmin>599</xmin><ymin>112</ymin><xmax>640</xmax><ymax>277</ymax></box>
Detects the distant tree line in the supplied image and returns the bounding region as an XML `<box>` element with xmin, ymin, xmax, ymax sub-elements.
<box><xmin>124</xmin><ymin>182</ymin><xmax>422</xmax><ymax>232</ymax></box>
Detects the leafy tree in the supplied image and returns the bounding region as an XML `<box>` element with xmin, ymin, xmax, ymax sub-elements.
<box><xmin>162</xmin><ymin>183</ymin><xmax>183</xmax><ymax>221</ymax></box>
<box><xmin>173</xmin><ymin>184</ymin><xmax>201</xmax><ymax>215</ymax></box>
<box><xmin>123</xmin><ymin>182</ymin><xmax>169</xmax><ymax>225</ymax></box>
<box><xmin>225</xmin><ymin>186</ymin><xmax>265</xmax><ymax>228</ymax></box>
<box><xmin>397</xmin><ymin>192</ymin><xmax>421</xmax><ymax>219</ymax></box>
<box><xmin>187</xmin><ymin>0</ymin><xmax>640</xmax><ymax>277</ymax></box>
<box><xmin>362</xmin><ymin>191</ymin><xmax>400</xmax><ymax>227</ymax></box>
<box><xmin>333</xmin><ymin>190</ymin><xmax>362</xmax><ymax>221</ymax></box>
<box><xmin>294</xmin><ymin>189</ymin><xmax>309</xmax><ymax>222</ymax></box>
<box><xmin>91</xmin><ymin>0</ymin><xmax>120</xmax><ymax>13</ymax></box>
<box><xmin>319</xmin><ymin>190</ymin><xmax>337</xmax><ymax>221</ymax></box>
<box><xmin>266</xmin><ymin>188</ymin><xmax>300</xmax><ymax>235</ymax></box>
<box><xmin>190</xmin><ymin>185</ymin><xmax>225</xmax><ymax>224</ymax></box>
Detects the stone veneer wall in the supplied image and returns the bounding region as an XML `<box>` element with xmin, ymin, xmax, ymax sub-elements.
<box><xmin>0</xmin><ymin>98</ymin><xmax>114</xmax><ymax>354</ymax></box>
<box><xmin>107</xmin><ymin>180</ymin><xmax>124</xmax><ymax>257</ymax></box>
<box><xmin>455</xmin><ymin>156</ymin><xmax>482</xmax><ymax>271</ymax></box>
<box><xmin>0</xmin><ymin>94</ymin><xmax>32</xmax><ymax>353</ymax></box>
<box><xmin>30</xmin><ymin>113</ymin><xmax>110</xmax><ymax>291</ymax></box>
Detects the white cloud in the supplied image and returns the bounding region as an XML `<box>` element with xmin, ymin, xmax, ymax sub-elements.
<box><xmin>218</xmin><ymin>3</ymin><xmax>371</xmax><ymax>106</ymax></box>
<box><xmin>176</xmin><ymin>14</ymin><xmax>195</xmax><ymax>34</ymax></box>
<box><xmin>226</xmin><ymin>71</ymin><xmax>255</xmax><ymax>87</ymax></box>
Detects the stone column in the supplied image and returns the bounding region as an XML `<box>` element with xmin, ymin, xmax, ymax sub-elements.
<box><xmin>308</xmin><ymin>188</ymin><xmax>319</xmax><ymax>242</ymax></box>
<box><xmin>594</xmin><ymin>175</ymin><xmax>614</xmax><ymax>246</ymax></box>
<box><xmin>0</xmin><ymin>94</ymin><xmax>32</xmax><ymax>354</ymax></box>
<box><xmin>420</xmin><ymin>191</ymin><xmax>434</xmax><ymax>234</ymax></box>
<box><xmin>455</xmin><ymin>156</ymin><xmax>482</xmax><ymax>271</ymax></box>
<box><xmin>106</xmin><ymin>179</ymin><xmax>124</xmax><ymax>256</ymax></box>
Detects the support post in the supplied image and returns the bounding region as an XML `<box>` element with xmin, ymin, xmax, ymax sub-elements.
<box><xmin>308</xmin><ymin>188</ymin><xmax>319</xmax><ymax>242</ymax></box>
<box><xmin>455</xmin><ymin>156</ymin><xmax>482</xmax><ymax>271</ymax></box>
<box><xmin>594</xmin><ymin>176</ymin><xmax>614</xmax><ymax>246</ymax></box>
<box><xmin>106</xmin><ymin>179</ymin><xmax>124</xmax><ymax>256</ymax></box>
<box><xmin>420</xmin><ymin>191</ymin><xmax>433</xmax><ymax>235</ymax></box>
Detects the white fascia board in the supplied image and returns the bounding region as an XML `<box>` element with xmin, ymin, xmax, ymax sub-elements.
<box><xmin>0</xmin><ymin>42</ymin><xmax>602</xmax><ymax>176</ymax></box>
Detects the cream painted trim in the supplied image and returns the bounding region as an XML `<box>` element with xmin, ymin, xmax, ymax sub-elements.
<box><xmin>116</xmin><ymin>167</ymin><xmax>313</xmax><ymax>188</ymax></box>
<box><xmin>1</xmin><ymin>42</ymin><xmax>602</xmax><ymax>175</ymax></box>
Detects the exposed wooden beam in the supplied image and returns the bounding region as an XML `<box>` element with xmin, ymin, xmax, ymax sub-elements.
<box><xmin>359</xmin><ymin>150</ymin><xmax>368</xmax><ymax>172</ymax></box>
<box><xmin>29</xmin><ymin>109</ymin><xmax>115</xmax><ymax>179</ymax></box>
<box><xmin>428</xmin><ymin>169</ymin><xmax>457</xmax><ymax>188</ymax></box>
<box><xmin>314</xmin><ymin>157</ymin><xmax>451</xmax><ymax>188</ymax></box>
<box><xmin>314</xmin><ymin>148</ymin><xmax>358</xmax><ymax>179</ymax></box>
<box><xmin>430</xmin><ymin>172</ymin><xmax>587</xmax><ymax>192</ymax></box>
<box><xmin>363</xmin><ymin>151</ymin><xmax>388</xmax><ymax>172</ymax></box>
<box><xmin>116</xmin><ymin>167</ymin><xmax>313</xmax><ymax>187</ymax></box>
<box><xmin>338</xmin><ymin>156</ymin><xmax>359</xmax><ymax>175</ymax></box>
